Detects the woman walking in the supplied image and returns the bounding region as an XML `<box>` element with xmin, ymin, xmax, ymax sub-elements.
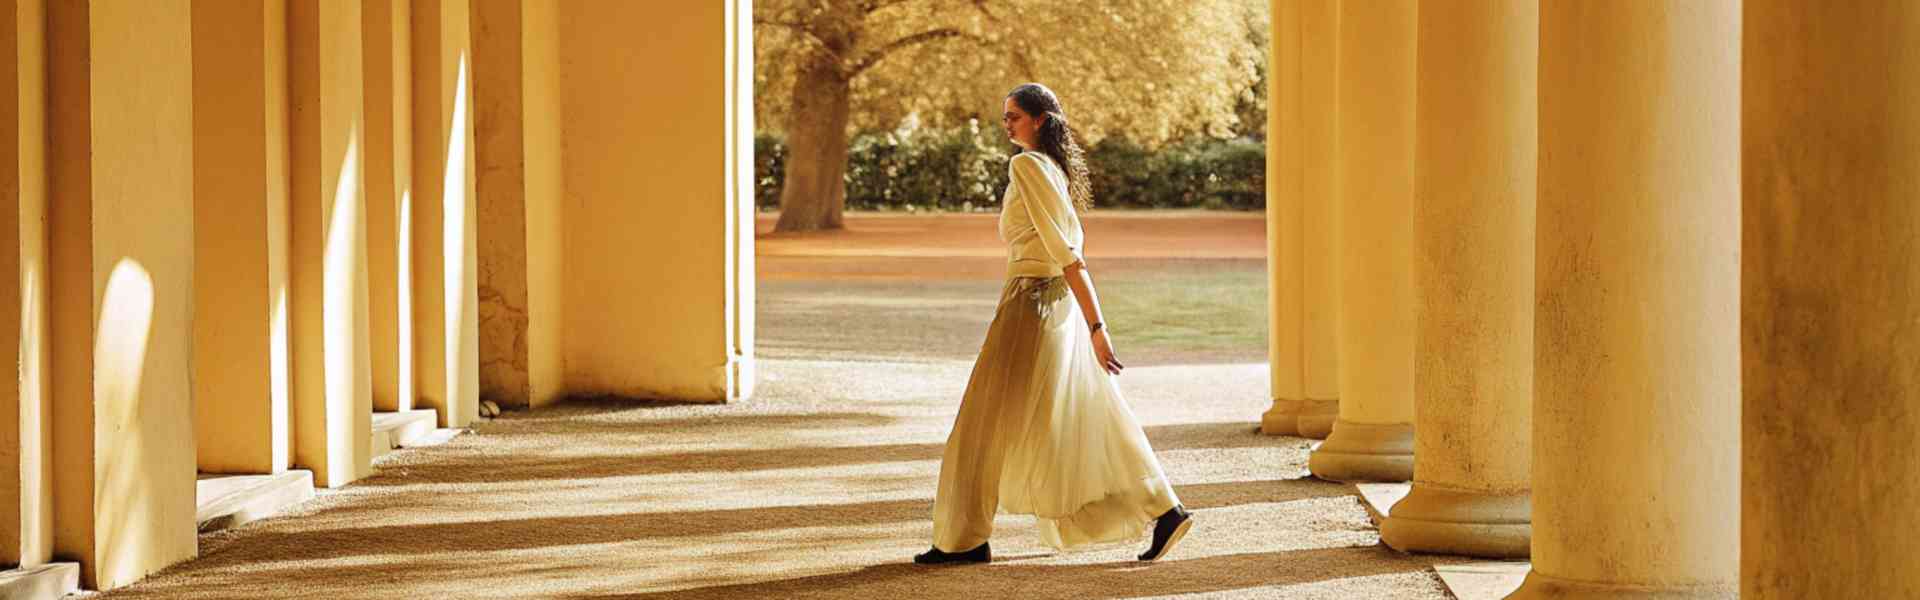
<box><xmin>915</xmin><ymin>83</ymin><xmax>1192</xmax><ymax>566</ymax></box>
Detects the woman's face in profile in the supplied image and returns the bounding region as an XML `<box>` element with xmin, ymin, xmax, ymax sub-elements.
<box><xmin>1002</xmin><ymin>97</ymin><xmax>1041</xmax><ymax>150</ymax></box>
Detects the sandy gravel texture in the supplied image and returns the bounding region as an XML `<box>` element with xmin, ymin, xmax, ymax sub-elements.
<box><xmin>99</xmin><ymin>359</ymin><xmax>1451</xmax><ymax>599</ymax></box>
<box><xmin>97</xmin><ymin>212</ymin><xmax>1456</xmax><ymax>599</ymax></box>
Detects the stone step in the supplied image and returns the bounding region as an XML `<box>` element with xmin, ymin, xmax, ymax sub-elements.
<box><xmin>0</xmin><ymin>563</ymin><xmax>78</xmax><ymax>600</ymax></box>
<box><xmin>0</xmin><ymin>561</ymin><xmax>77</xmax><ymax>600</ymax></box>
<box><xmin>195</xmin><ymin>470</ymin><xmax>315</xmax><ymax>534</ymax></box>
<box><xmin>372</xmin><ymin>409</ymin><xmax>440</xmax><ymax>449</ymax></box>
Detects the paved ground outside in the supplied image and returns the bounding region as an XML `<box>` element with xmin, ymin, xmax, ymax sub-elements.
<box><xmin>98</xmin><ymin>211</ymin><xmax>1457</xmax><ymax>599</ymax></box>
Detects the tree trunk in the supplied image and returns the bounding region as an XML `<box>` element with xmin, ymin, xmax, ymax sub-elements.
<box><xmin>774</xmin><ymin>60</ymin><xmax>853</xmax><ymax>232</ymax></box>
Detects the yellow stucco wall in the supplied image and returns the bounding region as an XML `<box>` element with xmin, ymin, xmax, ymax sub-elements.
<box><xmin>48</xmin><ymin>0</ymin><xmax>198</xmax><ymax>589</ymax></box>
<box><xmin>191</xmin><ymin>0</ymin><xmax>294</xmax><ymax>476</ymax></box>
<box><xmin>0</xmin><ymin>0</ymin><xmax>50</xmax><ymax>567</ymax></box>
<box><xmin>412</xmin><ymin>0</ymin><xmax>478</xmax><ymax>427</ymax></box>
<box><xmin>290</xmin><ymin>0</ymin><xmax>372</xmax><ymax>489</ymax></box>
<box><xmin>363</xmin><ymin>0</ymin><xmax>414</xmax><ymax>413</ymax></box>
<box><xmin>557</xmin><ymin>0</ymin><xmax>749</xmax><ymax>401</ymax></box>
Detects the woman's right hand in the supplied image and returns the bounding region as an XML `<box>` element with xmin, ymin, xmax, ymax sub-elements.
<box><xmin>1091</xmin><ymin>328</ymin><xmax>1124</xmax><ymax>375</ymax></box>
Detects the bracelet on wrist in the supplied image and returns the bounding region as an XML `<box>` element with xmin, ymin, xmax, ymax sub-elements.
<box><xmin>1090</xmin><ymin>321</ymin><xmax>1105</xmax><ymax>334</ymax></box>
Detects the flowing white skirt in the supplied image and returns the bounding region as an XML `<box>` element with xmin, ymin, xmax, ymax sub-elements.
<box><xmin>930</xmin><ymin>276</ymin><xmax>1179</xmax><ymax>552</ymax></box>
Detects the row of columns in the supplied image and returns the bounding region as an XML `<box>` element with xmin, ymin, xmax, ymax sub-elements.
<box><xmin>1263</xmin><ymin>1</ymin><xmax>1918</xmax><ymax>597</ymax></box>
<box><xmin>189</xmin><ymin>0</ymin><xmax>471</xmax><ymax>493</ymax></box>
<box><xmin>2</xmin><ymin>1</ymin><xmax>759</xmax><ymax>590</ymax></box>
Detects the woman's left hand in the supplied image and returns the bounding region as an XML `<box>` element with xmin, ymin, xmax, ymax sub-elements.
<box><xmin>1091</xmin><ymin>328</ymin><xmax>1124</xmax><ymax>375</ymax></box>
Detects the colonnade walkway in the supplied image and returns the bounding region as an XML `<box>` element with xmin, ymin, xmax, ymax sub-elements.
<box><xmin>94</xmin><ymin>237</ymin><xmax>1458</xmax><ymax>598</ymax></box>
<box><xmin>98</xmin><ymin>357</ymin><xmax>1449</xmax><ymax>599</ymax></box>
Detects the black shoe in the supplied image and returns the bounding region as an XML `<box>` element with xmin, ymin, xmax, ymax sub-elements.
<box><xmin>1138</xmin><ymin>505</ymin><xmax>1193</xmax><ymax>562</ymax></box>
<box><xmin>914</xmin><ymin>541</ymin><xmax>991</xmax><ymax>565</ymax></box>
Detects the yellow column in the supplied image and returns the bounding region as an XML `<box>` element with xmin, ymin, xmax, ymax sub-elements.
<box><xmin>412</xmin><ymin>0</ymin><xmax>478</xmax><ymax>427</ymax></box>
<box><xmin>289</xmin><ymin>0</ymin><xmax>372</xmax><ymax>489</ymax></box>
<box><xmin>191</xmin><ymin>0</ymin><xmax>293</xmax><ymax>477</ymax></box>
<box><xmin>1383</xmin><ymin>0</ymin><xmax>1534</xmax><ymax>559</ymax></box>
<box><xmin>0</xmin><ymin>0</ymin><xmax>50</xmax><ymax>568</ymax></box>
<box><xmin>1262</xmin><ymin>0</ymin><xmax>1341</xmax><ymax>437</ymax></box>
<box><xmin>1743</xmin><ymin>3</ymin><xmax>1919</xmax><ymax>597</ymax></box>
<box><xmin>472</xmin><ymin>0</ymin><xmax>563</xmax><ymax>409</ymax></box>
<box><xmin>1262</xmin><ymin>0</ymin><xmax>1299</xmax><ymax>436</ymax></box>
<box><xmin>1514</xmin><ymin>3</ymin><xmax>1740</xmax><ymax>598</ymax></box>
<box><xmin>1307</xmin><ymin>0</ymin><xmax>1413</xmax><ymax>482</ymax></box>
<box><xmin>47</xmin><ymin>0</ymin><xmax>197</xmax><ymax>588</ymax></box>
<box><xmin>1289</xmin><ymin>0</ymin><xmax>1338</xmax><ymax>440</ymax></box>
<box><xmin>363</xmin><ymin>0</ymin><xmax>414</xmax><ymax>413</ymax></box>
<box><xmin>558</xmin><ymin>1</ymin><xmax>754</xmax><ymax>401</ymax></box>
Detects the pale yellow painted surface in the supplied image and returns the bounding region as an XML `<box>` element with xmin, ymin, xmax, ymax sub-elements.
<box><xmin>412</xmin><ymin>0</ymin><xmax>479</xmax><ymax>427</ymax></box>
<box><xmin>521</xmin><ymin>0</ymin><xmax>562</xmax><ymax>408</ymax></box>
<box><xmin>1386</xmin><ymin>0</ymin><xmax>1535</xmax><ymax>560</ymax></box>
<box><xmin>8</xmin><ymin>0</ymin><xmax>50</xmax><ymax>567</ymax></box>
<box><xmin>1742</xmin><ymin>3</ymin><xmax>1920</xmax><ymax>597</ymax></box>
<box><xmin>363</xmin><ymin>0</ymin><xmax>414</xmax><ymax>413</ymax></box>
<box><xmin>290</xmin><ymin>0</ymin><xmax>373</xmax><ymax>489</ymax></box>
<box><xmin>1519</xmin><ymin>3</ymin><xmax>1741</xmax><ymax>597</ymax></box>
<box><xmin>558</xmin><ymin>1</ymin><xmax>744</xmax><ymax>401</ymax></box>
<box><xmin>1262</xmin><ymin>0</ymin><xmax>1337</xmax><ymax>437</ymax></box>
<box><xmin>47</xmin><ymin>0</ymin><xmax>198</xmax><ymax>589</ymax></box>
<box><xmin>191</xmin><ymin>0</ymin><xmax>294</xmax><ymax>476</ymax></box>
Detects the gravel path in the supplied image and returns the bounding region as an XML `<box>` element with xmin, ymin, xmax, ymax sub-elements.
<box><xmin>99</xmin><ymin>213</ymin><xmax>1454</xmax><ymax>599</ymax></box>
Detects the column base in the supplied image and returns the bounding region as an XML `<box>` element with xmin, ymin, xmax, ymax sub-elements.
<box><xmin>1308</xmin><ymin>419</ymin><xmax>1412</xmax><ymax>482</ymax></box>
<box><xmin>1507</xmin><ymin>570</ymin><xmax>1736</xmax><ymax>599</ymax></box>
<box><xmin>1296</xmin><ymin>398</ymin><xmax>1338</xmax><ymax>439</ymax></box>
<box><xmin>1260</xmin><ymin>398</ymin><xmax>1302</xmax><ymax>436</ymax></box>
<box><xmin>1381</xmin><ymin>485</ymin><xmax>1529</xmax><ymax>558</ymax></box>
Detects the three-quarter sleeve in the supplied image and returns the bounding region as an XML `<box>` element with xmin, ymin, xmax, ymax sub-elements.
<box><xmin>1010</xmin><ymin>153</ymin><xmax>1083</xmax><ymax>267</ymax></box>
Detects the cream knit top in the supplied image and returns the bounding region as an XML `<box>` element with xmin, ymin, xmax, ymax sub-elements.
<box><xmin>998</xmin><ymin>151</ymin><xmax>1085</xmax><ymax>278</ymax></box>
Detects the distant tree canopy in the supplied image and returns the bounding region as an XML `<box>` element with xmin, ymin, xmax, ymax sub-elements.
<box><xmin>755</xmin><ymin>0</ymin><xmax>1268</xmax><ymax>232</ymax></box>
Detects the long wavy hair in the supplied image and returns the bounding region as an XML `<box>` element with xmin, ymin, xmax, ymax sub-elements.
<box><xmin>1007</xmin><ymin>83</ymin><xmax>1093</xmax><ymax>211</ymax></box>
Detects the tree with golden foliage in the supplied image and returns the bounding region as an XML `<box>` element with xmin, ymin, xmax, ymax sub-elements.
<box><xmin>756</xmin><ymin>0</ymin><xmax>1266</xmax><ymax>232</ymax></box>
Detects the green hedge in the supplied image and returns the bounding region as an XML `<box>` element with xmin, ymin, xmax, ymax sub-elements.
<box><xmin>755</xmin><ymin>127</ymin><xmax>1265</xmax><ymax>211</ymax></box>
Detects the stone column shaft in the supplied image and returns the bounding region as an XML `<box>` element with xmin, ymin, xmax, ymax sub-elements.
<box><xmin>47</xmin><ymin>0</ymin><xmax>199</xmax><ymax>588</ymax></box>
<box><xmin>1742</xmin><ymin>2</ymin><xmax>1920</xmax><ymax>597</ymax></box>
<box><xmin>1383</xmin><ymin>0</ymin><xmax>1536</xmax><ymax>559</ymax></box>
<box><xmin>191</xmin><ymin>0</ymin><xmax>294</xmax><ymax>477</ymax></box>
<box><xmin>412</xmin><ymin>0</ymin><xmax>479</xmax><ymax>427</ymax></box>
<box><xmin>1307</xmin><ymin>0</ymin><xmax>1414</xmax><ymax>482</ymax></box>
<box><xmin>363</xmin><ymin>0</ymin><xmax>414</xmax><ymax>413</ymax></box>
<box><xmin>1262</xmin><ymin>0</ymin><xmax>1339</xmax><ymax>439</ymax></box>
<box><xmin>1515</xmin><ymin>2</ymin><xmax>1741</xmax><ymax>597</ymax></box>
<box><xmin>0</xmin><ymin>0</ymin><xmax>52</xmax><ymax>568</ymax></box>
<box><xmin>288</xmin><ymin>0</ymin><xmax>373</xmax><ymax>489</ymax></box>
